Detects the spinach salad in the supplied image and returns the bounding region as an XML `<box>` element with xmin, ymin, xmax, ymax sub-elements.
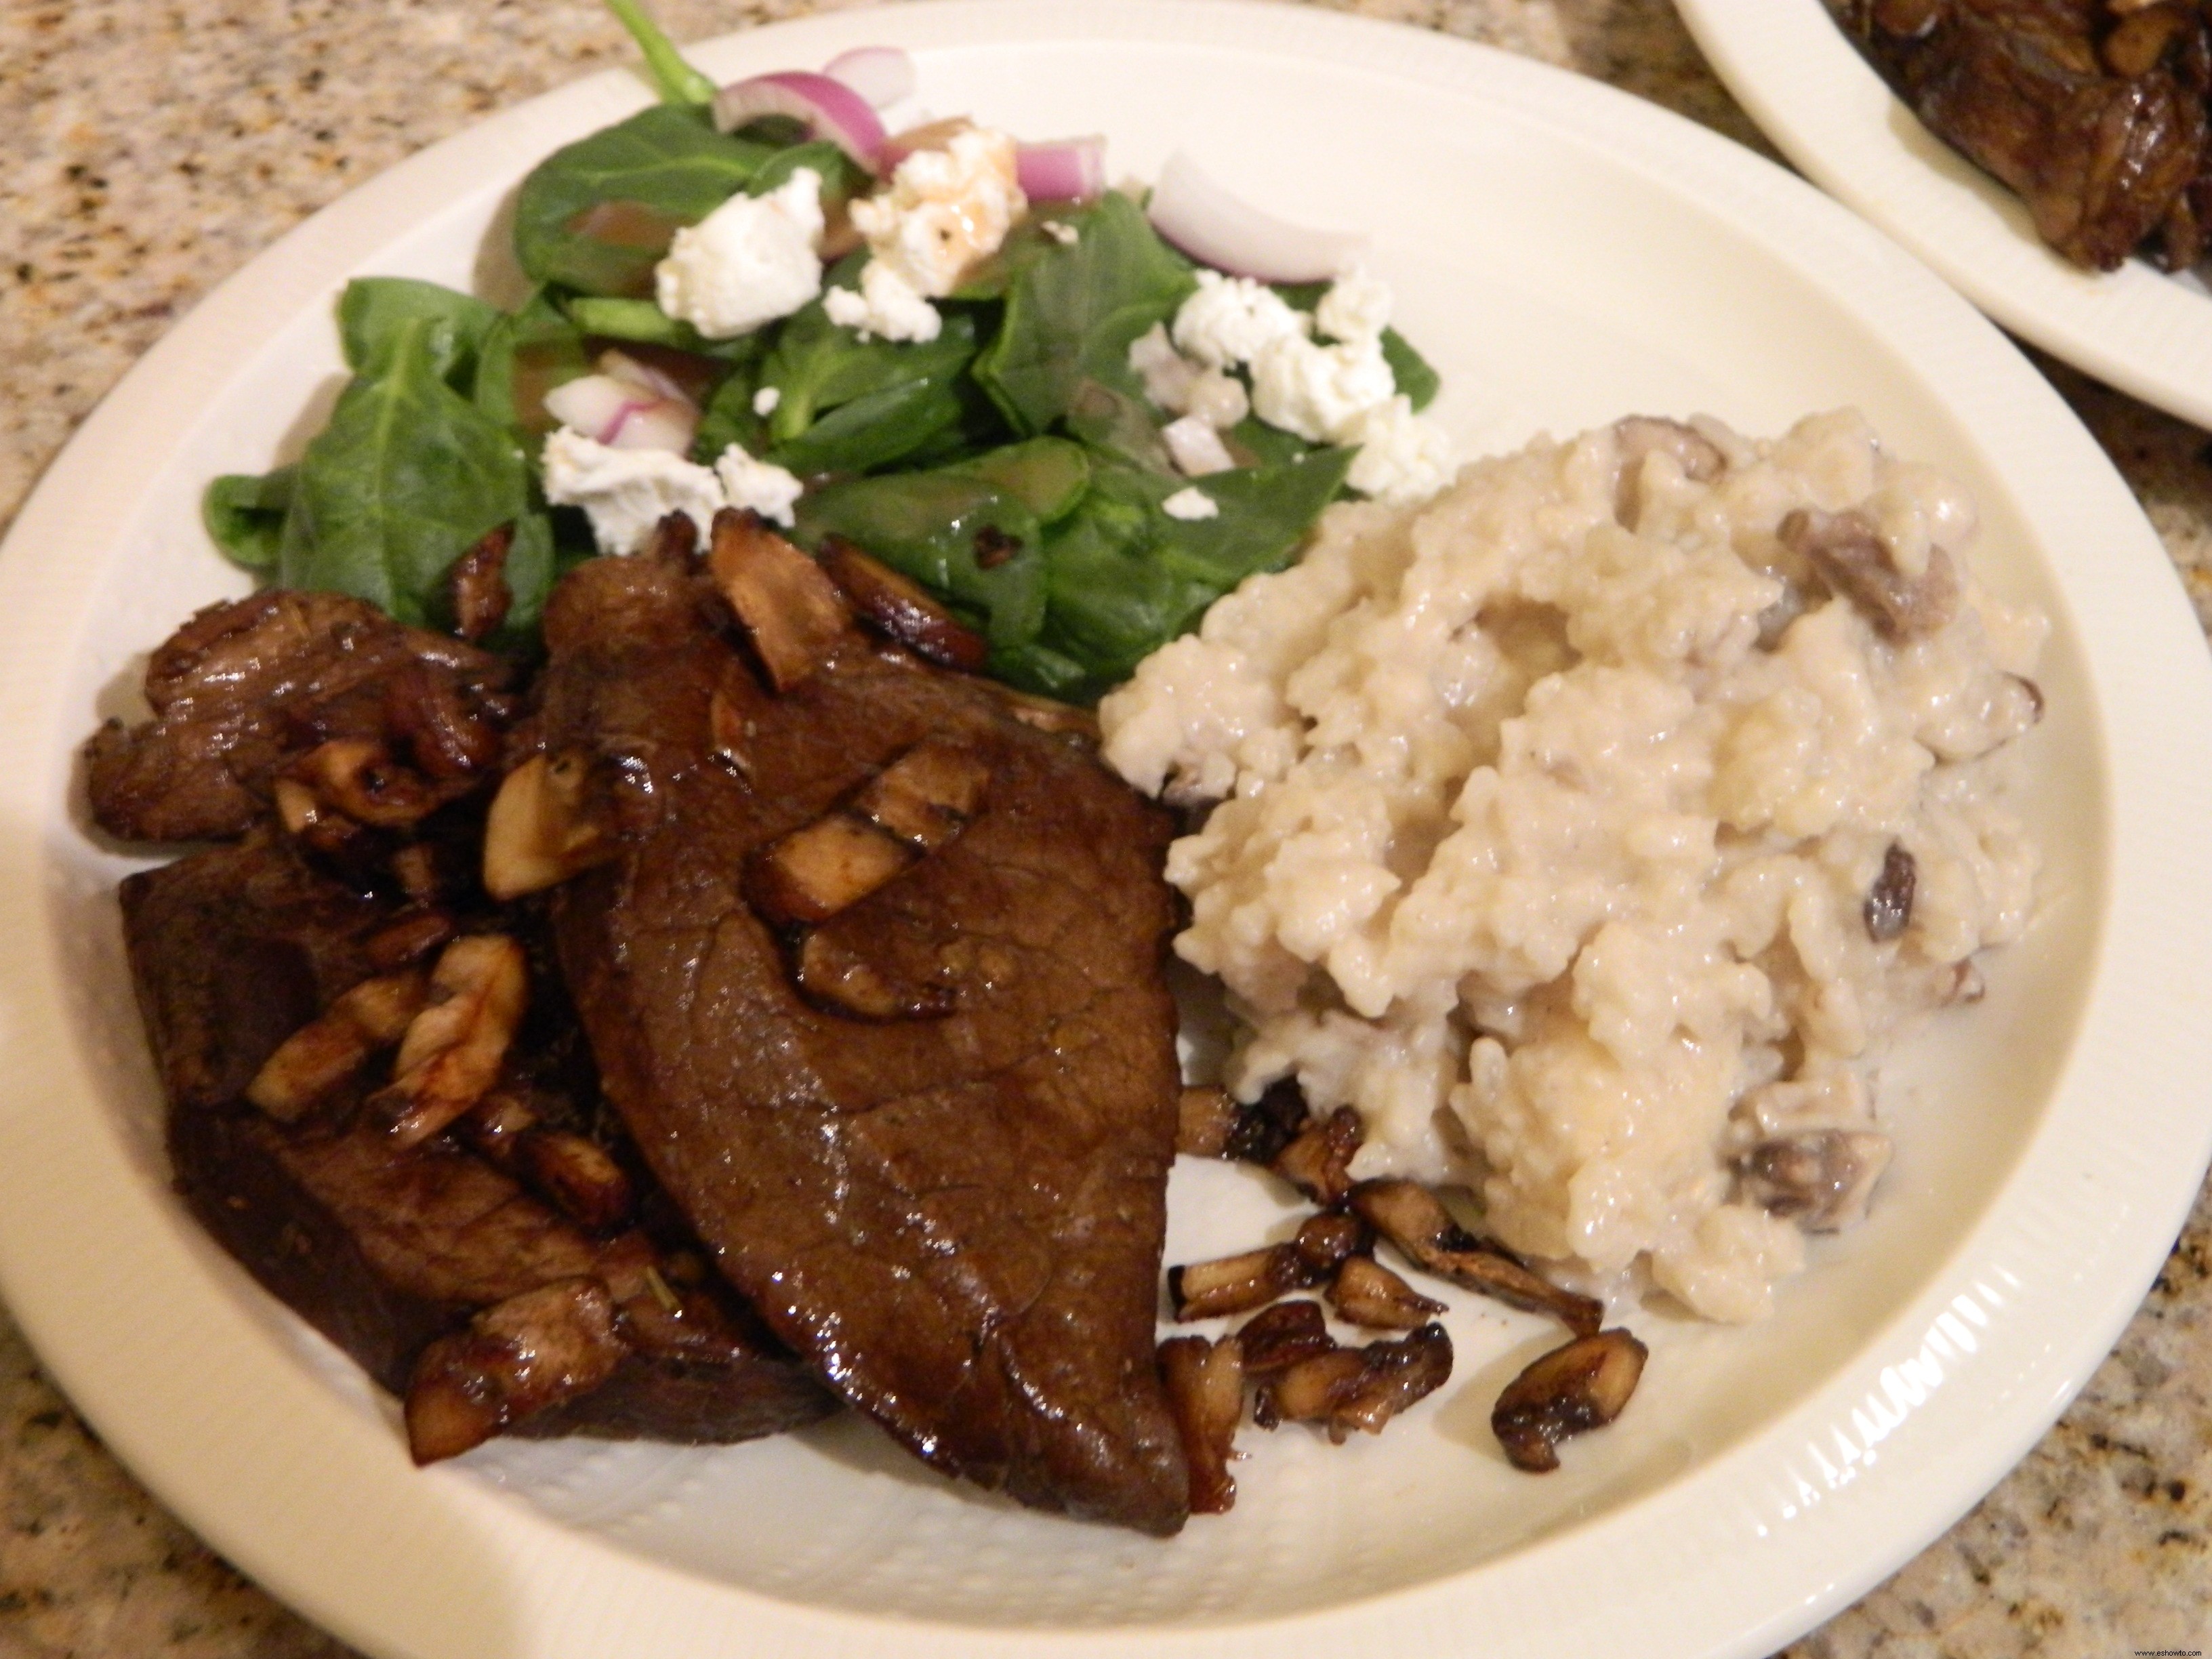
<box><xmin>204</xmin><ymin>5</ymin><xmax>1443</xmax><ymax>701</ymax></box>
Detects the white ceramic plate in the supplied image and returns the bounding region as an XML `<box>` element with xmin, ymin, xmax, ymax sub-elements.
<box><xmin>3</xmin><ymin>3</ymin><xmax>2211</xmax><ymax>1656</ymax></box>
<box><xmin>1677</xmin><ymin>0</ymin><xmax>2212</xmax><ymax>430</ymax></box>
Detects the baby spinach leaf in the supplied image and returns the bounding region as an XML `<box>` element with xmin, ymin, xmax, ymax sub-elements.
<box><xmin>761</xmin><ymin>286</ymin><xmax>980</xmax><ymax>435</ymax></box>
<box><xmin>203</xmin><ymin>466</ymin><xmax>295</xmax><ymax>571</ymax></box>
<box><xmin>513</xmin><ymin>105</ymin><xmax>775</xmax><ymax>297</ymax></box>
<box><xmin>772</xmin><ymin>373</ymin><xmax>970</xmax><ymax>476</ymax></box>
<box><xmin>943</xmin><ymin>437</ymin><xmax>1090</xmax><ymax>523</ymax></box>
<box><xmin>693</xmin><ymin>365</ymin><xmax>768</xmax><ymax>463</ymax></box>
<box><xmin>973</xmin><ymin>192</ymin><xmax>1196</xmax><ymax>435</ymax></box>
<box><xmin>474</xmin><ymin>289</ymin><xmax>593</xmax><ymax>434</ymax></box>
<box><xmin>338</xmin><ymin>279</ymin><xmax>499</xmax><ymax>386</ymax></box>
<box><xmin>1149</xmin><ymin>445</ymin><xmax>1353</xmax><ymax>592</ymax></box>
<box><xmin>603</xmin><ymin>0</ymin><xmax>716</xmax><ymax>108</ymax></box>
<box><xmin>748</xmin><ymin>140</ymin><xmax>873</xmax><ymax>211</ymax></box>
<box><xmin>794</xmin><ymin>472</ymin><xmax>1046</xmax><ymax>648</ymax></box>
<box><xmin>278</xmin><ymin>315</ymin><xmax>535</xmax><ymax>628</ymax></box>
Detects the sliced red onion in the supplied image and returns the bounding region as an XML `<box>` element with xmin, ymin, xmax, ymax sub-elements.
<box><xmin>822</xmin><ymin>45</ymin><xmax>916</xmax><ymax>110</ymax></box>
<box><xmin>596</xmin><ymin>349</ymin><xmax>688</xmax><ymax>404</ymax></box>
<box><xmin>544</xmin><ymin>375</ymin><xmax>699</xmax><ymax>454</ymax></box>
<box><xmin>712</xmin><ymin>70</ymin><xmax>885</xmax><ymax>170</ymax></box>
<box><xmin>1017</xmin><ymin>137</ymin><xmax>1106</xmax><ymax>203</ymax></box>
<box><xmin>1147</xmin><ymin>151</ymin><xmax>1368</xmax><ymax>283</ymax></box>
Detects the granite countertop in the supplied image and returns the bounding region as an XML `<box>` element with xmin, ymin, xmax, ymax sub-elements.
<box><xmin>2</xmin><ymin>0</ymin><xmax>2208</xmax><ymax>1653</ymax></box>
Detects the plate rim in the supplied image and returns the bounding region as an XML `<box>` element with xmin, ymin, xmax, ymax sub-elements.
<box><xmin>1674</xmin><ymin>0</ymin><xmax>2212</xmax><ymax>430</ymax></box>
<box><xmin>3</xmin><ymin>3</ymin><xmax>2211</xmax><ymax>1656</ymax></box>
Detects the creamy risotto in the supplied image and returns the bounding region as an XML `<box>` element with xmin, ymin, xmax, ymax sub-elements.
<box><xmin>1101</xmin><ymin>411</ymin><xmax>2047</xmax><ymax>1322</ymax></box>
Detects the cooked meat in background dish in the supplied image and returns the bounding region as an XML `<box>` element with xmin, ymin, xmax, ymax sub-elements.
<box><xmin>1837</xmin><ymin>0</ymin><xmax>2212</xmax><ymax>270</ymax></box>
<box><xmin>541</xmin><ymin>524</ymin><xmax>1191</xmax><ymax>1535</ymax></box>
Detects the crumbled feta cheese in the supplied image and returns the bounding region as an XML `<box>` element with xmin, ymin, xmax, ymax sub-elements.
<box><xmin>1162</xmin><ymin>486</ymin><xmax>1221</xmax><ymax>521</ymax></box>
<box><xmin>1171</xmin><ymin>270</ymin><xmax>1309</xmax><ymax>371</ymax></box>
<box><xmin>752</xmin><ymin>385</ymin><xmax>781</xmax><ymax>417</ymax></box>
<box><xmin>1315</xmin><ymin>267</ymin><xmax>1392</xmax><ymax>345</ymax></box>
<box><xmin>1162</xmin><ymin>415</ymin><xmax>1236</xmax><ymax>477</ymax></box>
<box><xmin>851</xmin><ymin>125</ymin><xmax>1025</xmax><ymax>297</ymax></box>
<box><xmin>1044</xmin><ymin>220</ymin><xmax>1080</xmax><ymax>246</ymax></box>
<box><xmin>655</xmin><ymin>169</ymin><xmax>825</xmax><ymax>340</ymax></box>
<box><xmin>714</xmin><ymin>443</ymin><xmax>806</xmax><ymax>527</ymax></box>
<box><xmin>1250</xmin><ymin>332</ymin><xmax>1395</xmax><ymax>445</ymax></box>
<box><xmin>1128</xmin><ymin>323</ymin><xmax>1248</xmax><ymax>432</ymax></box>
<box><xmin>542</xmin><ymin>427</ymin><xmax>724</xmax><ymax>554</ymax></box>
<box><xmin>1345</xmin><ymin>396</ymin><xmax>1456</xmax><ymax>504</ymax></box>
<box><xmin>823</xmin><ymin>258</ymin><xmax>943</xmax><ymax>343</ymax></box>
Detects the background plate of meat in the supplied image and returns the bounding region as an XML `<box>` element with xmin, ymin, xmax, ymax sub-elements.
<box><xmin>1678</xmin><ymin>0</ymin><xmax>2212</xmax><ymax>431</ymax></box>
<box><xmin>3</xmin><ymin>1</ymin><xmax>2211</xmax><ymax>1657</ymax></box>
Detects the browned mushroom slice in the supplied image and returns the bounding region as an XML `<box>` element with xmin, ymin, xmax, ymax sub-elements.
<box><xmin>1349</xmin><ymin>1179</ymin><xmax>1603</xmax><ymax>1335</ymax></box>
<box><xmin>1224</xmin><ymin>1078</ymin><xmax>1312</xmax><ymax>1166</ymax></box>
<box><xmin>747</xmin><ymin>812</ymin><xmax>916</xmax><ymax>929</ymax></box>
<box><xmin>244</xmin><ymin>970</ymin><xmax>428</xmax><ymax>1122</ymax></box>
<box><xmin>817</xmin><ymin>536</ymin><xmax>990</xmax><ymax>672</ymax></box>
<box><xmin>1272</xmin><ymin>1105</ymin><xmax>1364</xmax><ymax>1205</ymax></box>
<box><xmin>1329</xmin><ymin>1253</ymin><xmax>1449</xmax><ymax>1331</ymax></box>
<box><xmin>1612</xmin><ymin>415</ymin><xmax>1725</xmax><ymax>526</ymax></box>
<box><xmin>481</xmin><ymin>752</ymin><xmax>617</xmax><ymax>901</ymax></box>
<box><xmin>1491</xmin><ymin>1328</ymin><xmax>1647</xmax><ymax>1473</ymax></box>
<box><xmin>2104</xmin><ymin>2</ymin><xmax>2191</xmax><ymax>75</ymax></box>
<box><xmin>1254</xmin><ymin>1323</ymin><xmax>1452</xmax><ymax>1443</ymax></box>
<box><xmin>792</xmin><ymin>930</ymin><xmax>956</xmax><ymax>1021</ymax></box>
<box><xmin>851</xmin><ymin>739</ymin><xmax>989</xmax><ymax>852</ymax></box>
<box><xmin>292</xmin><ymin>738</ymin><xmax>441</xmax><ymax>828</ymax></box>
<box><xmin>748</xmin><ymin>741</ymin><xmax>990</xmax><ymax>928</ymax></box>
<box><xmin>708</xmin><ymin>509</ymin><xmax>851</xmax><ymax>692</ymax></box>
<box><xmin>1863</xmin><ymin>842</ymin><xmax>1916</xmax><ymax>943</ymax></box>
<box><xmin>460</xmin><ymin>1089</ymin><xmax>538</xmax><ymax>1161</ymax></box>
<box><xmin>1235</xmin><ymin>1299</ymin><xmax>1338</xmax><ymax>1376</ymax></box>
<box><xmin>363</xmin><ymin>909</ymin><xmax>458</xmax><ymax>972</ymax></box>
<box><xmin>1290</xmin><ymin>1210</ymin><xmax>1371</xmax><ymax>1277</ymax></box>
<box><xmin>515</xmin><ymin>1130</ymin><xmax>636</xmax><ymax>1234</ymax></box>
<box><xmin>1780</xmin><ymin>507</ymin><xmax>1960</xmax><ymax>640</ymax></box>
<box><xmin>449</xmin><ymin>523</ymin><xmax>514</xmax><ymax>644</ymax></box>
<box><xmin>403</xmin><ymin>1277</ymin><xmax>629</xmax><ymax>1463</ymax></box>
<box><xmin>1738</xmin><ymin>1130</ymin><xmax>1893</xmax><ymax>1231</ymax></box>
<box><xmin>1168</xmin><ymin>1243</ymin><xmax>1320</xmax><ymax>1321</ymax></box>
<box><xmin>1158</xmin><ymin>1334</ymin><xmax>1244</xmax><ymax>1515</ymax></box>
<box><xmin>981</xmin><ymin>683</ymin><xmax>1102</xmax><ymax>743</ymax></box>
<box><xmin>1176</xmin><ymin>1085</ymin><xmax>1240</xmax><ymax>1158</ymax></box>
<box><xmin>375</xmin><ymin>935</ymin><xmax>530</xmax><ymax>1149</ymax></box>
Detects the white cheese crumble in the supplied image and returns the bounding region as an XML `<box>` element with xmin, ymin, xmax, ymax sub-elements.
<box><xmin>714</xmin><ymin>443</ymin><xmax>805</xmax><ymax>528</ymax></box>
<box><xmin>851</xmin><ymin>125</ymin><xmax>1027</xmax><ymax>297</ymax></box>
<box><xmin>1044</xmin><ymin>220</ymin><xmax>1081</xmax><ymax>245</ymax></box>
<box><xmin>824</xmin><ymin>258</ymin><xmax>943</xmax><ymax>344</ymax></box>
<box><xmin>1158</xmin><ymin>266</ymin><xmax>1456</xmax><ymax>504</ymax></box>
<box><xmin>1162</xmin><ymin>415</ymin><xmax>1236</xmax><ymax>477</ymax></box>
<box><xmin>1162</xmin><ymin>485</ymin><xmax>1221</xmax><ymax>521</ymax></box>
<box><xmin>655</xmin><ymin>169</ymin><xmax>825</xmax><ymax>341</ymax></box>
<box><xmin>752</xmin><ymin>385</ymin><xmax>782</xmax><ymax>416</ymax></box>
<box><xmin>541</xmin><ymin>428</ymin><xmax>724</xmax><ymax>554</ymax></box>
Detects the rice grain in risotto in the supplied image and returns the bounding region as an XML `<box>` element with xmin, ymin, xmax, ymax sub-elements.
<box><xmin>1101</xmin><ymin>411</ymin><xmax>2047</xmax><ymax>1322</ymax></box>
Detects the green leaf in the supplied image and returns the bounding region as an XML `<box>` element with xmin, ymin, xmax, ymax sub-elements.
<box><xmin>943</xmin><ymin>436</ymin><xmax>1091</xmax><ymax>522</ymax></box>
<box><xmin>794</xmin><ymin>472</ymin><xmax>1046</xmax><ymax>649</ymax></box>
<box><xmin>772</xmin><ymin>373</ymin><xmax>969</xmax><ymax>475</ymax></box>
<box><xmin>512</xmin><ymin>104</ymin><xmax>774</xmax><ymax>296</ymax></box>
<box><xmin>602</xmin><ymin>0</ymin><xmax>717</xmax><ymax>107</ymax></box>
<box><xmin>747</xmin><ymin>140</ymin><xmax>874</xmax><ymax>209</ymax></box>
<box><xmin>202</xmin><ymin>466</ymin><xmax>295</xmax><ymax>571</ymax></box>
<box><xmin>278</xmin><ymin>315</ymin><xmax>534</xmax><ymax>628</ymax></box>
<box><xmin>337</xmin><ymin>279</ymin><xmax>499</xmax><ymax>386</ymax></box>
<box><xmin>972</xmin><ymin>192</ymin><xmax>1197</xmax><ymax>435</ymax></box>
<box><xmin>473</xmin><ymin>288</ymin><xmax>593</xmax><ymax>434</ymax></box>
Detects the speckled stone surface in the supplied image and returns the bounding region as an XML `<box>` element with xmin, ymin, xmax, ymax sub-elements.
<box><xmin>3</xmin><ymin>1</ymin><xmax>2209</xmax><ymax>1654</ymax></box>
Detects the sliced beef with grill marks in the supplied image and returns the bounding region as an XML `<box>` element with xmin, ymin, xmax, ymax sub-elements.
<box><xmin>541</xmin><ymin>548</ymin><xmax>1191</xmax><ymax>1534</ymax></box>
<box><xmin>125</xmin><ymin>834</ymin><xmax>835</xmax><ymax>1450</ymax></box>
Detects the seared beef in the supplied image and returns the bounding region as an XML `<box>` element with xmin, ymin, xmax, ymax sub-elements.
<box><xmin>126</xmin><ymin>836</ymin><xmax>835</xmax><ymax>1448</ymax></box>
<box><xmin>542</xmin><ymin>551</ymin><xmax>1192</xmax><ymax>1534</ymax></box>
<box><xmin>88</xmin><ymin>590</ymin><xmax>512</xmax><ymax>843</ymax></box>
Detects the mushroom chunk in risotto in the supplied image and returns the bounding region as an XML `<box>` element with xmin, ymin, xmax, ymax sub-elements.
<box><xmin>1102</xmin><ymin>410</ymin><xmax>2047</xmax><ymax>1323</ymax></box>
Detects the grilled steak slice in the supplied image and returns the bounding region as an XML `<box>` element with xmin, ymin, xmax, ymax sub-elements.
<box><xmin>126</xmin><ymin>837</ymin><xmax>834</xmax><ymax>1446</ymax></box>
<box><xmin>543</xmin><ymin>551</ymin><xmax>1191</xmax><ymax>1534</ymax></box>
<box><xmin>88</xmin><ymin>589</ymin><xmax>512</xmax><ymax>843</ymax></box>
